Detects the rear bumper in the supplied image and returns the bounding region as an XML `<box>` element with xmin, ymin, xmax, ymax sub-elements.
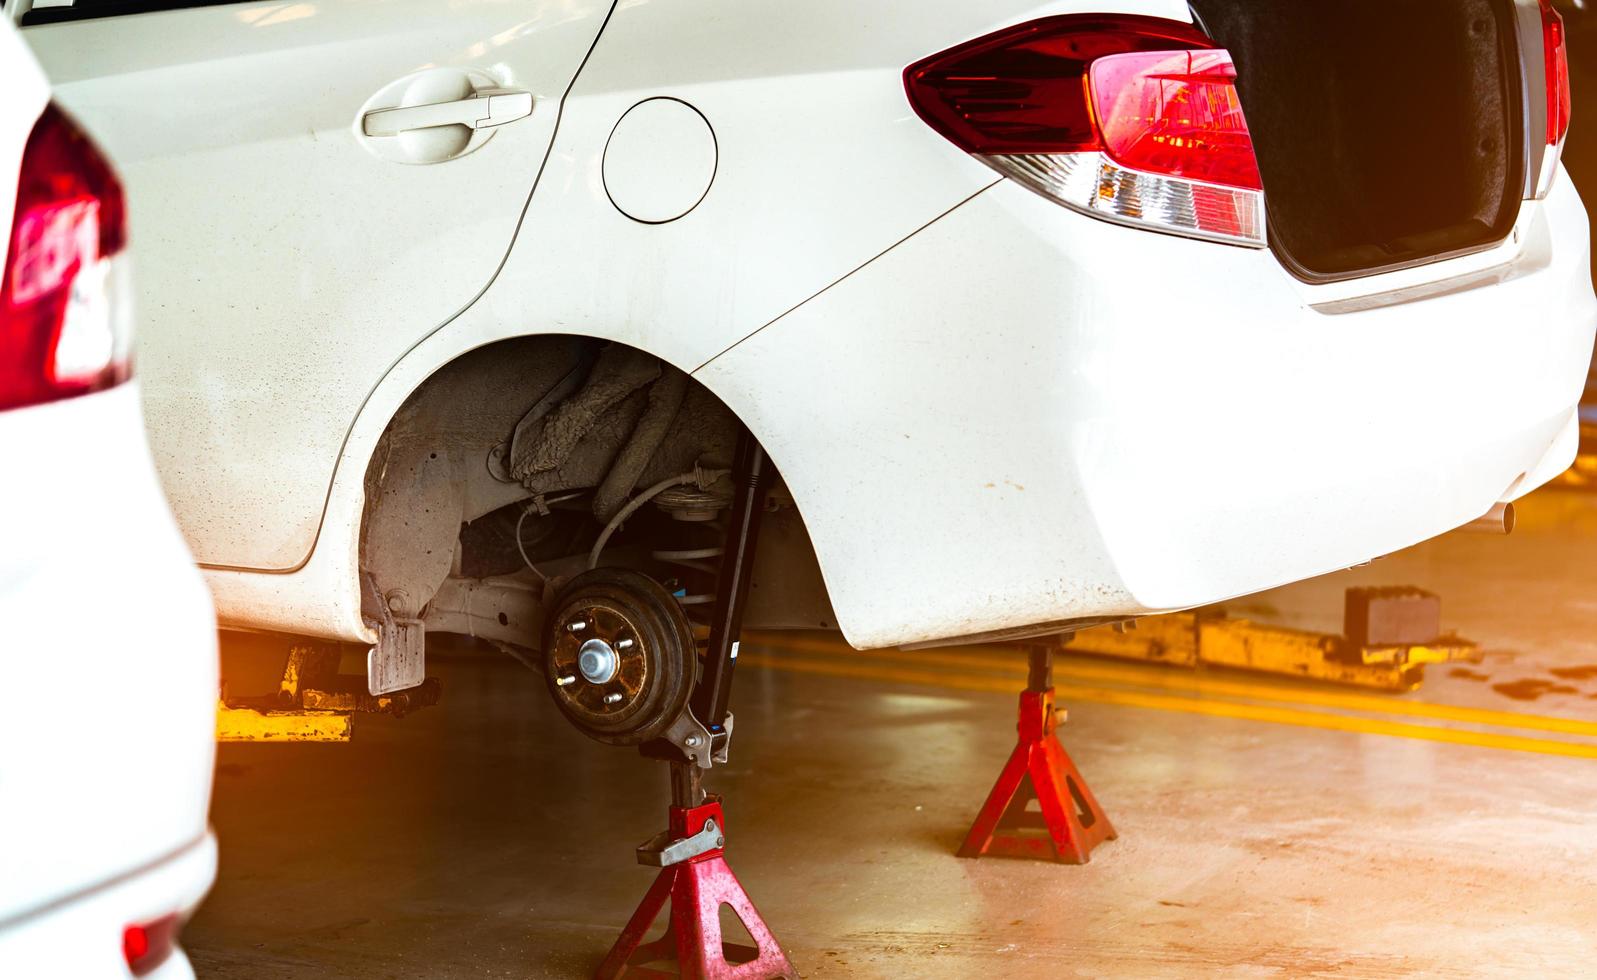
<box><xmin>0</xmin><ymin>383</ymin><xmax>218</xmax><ymax>931</ymax></box>
<box><xmin>0</xmin><ymin>833</ymin><xmax>216</xmax><ymax>979</ymax></box>
<box><xmin>698</xmin><ymin>172</ymin><xmax>1597</xmax><ymax>648</ymax></box>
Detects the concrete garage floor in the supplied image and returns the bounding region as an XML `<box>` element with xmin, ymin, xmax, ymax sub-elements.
<box><xmin>187</xmin><ymin>488</ymin><xmax>1597</xmax><ymax>978</ymax></box>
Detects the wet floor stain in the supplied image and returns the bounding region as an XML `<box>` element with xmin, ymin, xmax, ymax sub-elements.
<box><xmin>1473</xmin><ymin>664</ymin><xmax>1597</xmax><ymax>701</ymax></box>
<box><xmin>1492</xmin><ymin>678</ymin><xmax>1582</xmax><ymax>702</ymax></box>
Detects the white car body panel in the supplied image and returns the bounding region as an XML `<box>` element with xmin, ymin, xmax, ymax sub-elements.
<box><xmin>0</xmin><ymin>21</ymin><xmax>43</xmax><ymax>210</ymax></box>
<box><xmin>0</xmin><ymin>384</ymin><xmax>218</xmax><ymax>963</ymax></box>
<box><xmin>0</xmin><ymin>22</ymin><xmax>216</xmax><ymax>972</ymax></box>
<box><xmin>700</xmin><ymin>176</ymin><xmax>1594</xmax><ymax>646</ymax></box>
<box><xmin>23</xmin><ymin>0</ymin><xmax>616</xmax><ymax>570</ymax></box>
<box><xmin>21</xmin><ymin>0</ymin><xmax>1597</xmax><ymax>651</ymax></box>
<box><xmin>0</xmin><ymin>835</ymin><xmax>217</xmax><ymax>979</ymax></box>
<box><xmin>186</xmin><ymin>0</ymin><xmax>1165</xmax><ymax>642</ymax></box>
<box><xmin>0</xmin><ymin>386</ymin><xmax>219</xmax><ymax>919</ymax></box>
<box><xmin>25</xmin><ymin>0</ymin><xmax>1174</xmax><ymax>581</ymax></box>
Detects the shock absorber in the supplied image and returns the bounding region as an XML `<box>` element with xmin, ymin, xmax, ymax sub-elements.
<box><xmin>690</xmin><ymin>432</ymin><xmax>766</xmax><ymax>743</ymax></box>
<box><xmin>631</xmin><ymin>431</ymin><xmax>765</xmax><ymax>765</ymax></box>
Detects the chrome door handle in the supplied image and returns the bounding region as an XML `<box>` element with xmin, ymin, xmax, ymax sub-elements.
<box><xmin>360</xmin><ymin>91</ymin><xmax>533</xmax><ymax>138</ymax></box>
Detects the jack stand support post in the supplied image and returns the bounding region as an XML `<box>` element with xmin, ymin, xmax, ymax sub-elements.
<box><xmin>595</xmin><ymin>762</ymin><xmax>795</xmax><ymax>980</ymax></box>
<box><xmin>958</xmin><ymin>642</ymin><xmax>1117</xmax><ymax>864</ymax></box>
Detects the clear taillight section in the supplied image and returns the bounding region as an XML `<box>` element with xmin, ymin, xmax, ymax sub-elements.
<box><xmin>904</xmin><ymin>15</ymin><xmax>1266</xmax><ymax>247</ymax></box>
<box><xmin>0</xmin><ymin>104</ymin><xmax>131</xmax><ymax>413</ymax></box>
<box><xmin>1536</xmin><ymin>0</ymin><xmax>1573</xmax><ymax>199</ymax></box>
<box><xmin>997</xmin><ymin>151</ymin><xmax>1265</xmax><ymax>247</ymax></box>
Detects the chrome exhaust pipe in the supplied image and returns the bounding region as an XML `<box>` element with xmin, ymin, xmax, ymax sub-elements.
<box><xmin>1463</xmin><ymin>501</ymin><xmax>1515</xmax><ymax>535</ymax></box>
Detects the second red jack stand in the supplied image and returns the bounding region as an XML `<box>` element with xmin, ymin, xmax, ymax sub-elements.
<box><xmin>597</xmin><ymin>764</ymin><xmax>795</xmax><ymax>980</ymax></box>
<box><xmin>959</xmin><ymin>643</ymin><xmax>1116</xmax><ymax>864</ymax></box>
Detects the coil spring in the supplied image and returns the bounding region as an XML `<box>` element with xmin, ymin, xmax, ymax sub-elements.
<box><xmin>652</xmin><ymin>545</ymin><xmax>724</xmax><ymax>613</ymax></box>
<box><xmin>649</xmin><ymin>483</ymin><xmax>733</xmax><ymax>620</ymax></box>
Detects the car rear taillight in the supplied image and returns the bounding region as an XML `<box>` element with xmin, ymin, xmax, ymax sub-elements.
<box><xmin>1536</xmin><ymin>0</ymin><xmax>1573</xmax><ymax>199</ymax></box>
<box><xmin>0</xmin><ymin>103</ymin><xmax>131</xmax><ymax>413</ymax></box>
<box><xmin>905</xmin><ymin>15</ymin><xmax>1266</xmax><ymax>247</ymax></box>
<box><xmin>123</xmin><ymin>914</ymin><xmax>179</xmax><ymax>977</ymax></box>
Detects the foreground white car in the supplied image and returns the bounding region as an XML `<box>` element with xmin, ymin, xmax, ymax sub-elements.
<box><xmin>0</xmin><ymin>22</ymin><xmax>216</xmax><ymax>979</ymax></box>
<box><xmin>14</xmin><ymin>1</ymin><xmax>1597</xmax><ymax>687</ymax></box>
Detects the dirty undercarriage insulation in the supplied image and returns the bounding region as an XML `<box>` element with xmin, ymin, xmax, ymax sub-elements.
<box><xmin>468</xmin><ymin>341</ymin><xmax>740</xmax><ymax>582</ymax></box>
<box><xmin>506</xmin><ymin>343</ymin><xmax>706</xmax><ymax>521</ymax></box>
<box><xmin>359</xmin><ymin>337</ymin><xmax>835</xmax><ymax>643</ymax></box>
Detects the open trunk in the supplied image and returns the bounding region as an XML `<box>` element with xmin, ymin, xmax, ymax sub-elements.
<box><xmin>1190</xmin><ymin>0</ymin><xmax>1532</xmax><ymax>282</ymax></box>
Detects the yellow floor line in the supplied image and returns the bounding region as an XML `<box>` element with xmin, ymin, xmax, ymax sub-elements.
<box><xmin>738</xmin><ymin>653</ymin><xmax>1597</xmax><ymax>760</ymax></box>
<box><xmin>744</xmin><ymin>634</ymin><xmax>1597</xmax><ymax>739</ymax></box>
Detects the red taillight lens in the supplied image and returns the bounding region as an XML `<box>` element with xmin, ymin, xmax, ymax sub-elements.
<box><xmin>1535</xmin><ymin>0</ymin><xmax>1573</xmax><ymax>199</ymax></box>
<box><xmin>123</xmin><ymin>914</ymin><xmax>179</xmax><ymax>977</ymax></box>
<box><xmin>1542</xmin><ymin>0</ymin><xmax>1572</xmax><ymax>148</ymax></box>
<box><xmin>1088</xmin><ymin>49</ymin><xmax>1262</xmax><ymax>191</ymax></box>
<box><xmin>903</xmin><ymin>15</ymin><xmax>1215</xmax><ymax>155</ymax></box>
<box><xmin>905</xmin><ymin>15</ymin><xmax>1265</xmax><ymax>247</ymax></box>
<box><xmin>0</xmin><ymin>103</ymin><xmax>131</xmax><ymax>413</ymax></box>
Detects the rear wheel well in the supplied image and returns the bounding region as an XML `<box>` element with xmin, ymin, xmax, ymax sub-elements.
<box><xmin>357</xmin><ymin>333</ymin><xmax>835</xmax><ymax>655</ymax></box>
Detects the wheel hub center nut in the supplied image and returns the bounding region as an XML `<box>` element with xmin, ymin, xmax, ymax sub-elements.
<box><xmin>577</xmin><ymin>638</ymin><xmax>620</xmax><ymax>685</ymax></box>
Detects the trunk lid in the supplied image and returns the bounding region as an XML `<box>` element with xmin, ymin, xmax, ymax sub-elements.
<box><xmin>1190</xmin><ymin>0</ymin><xmax>1537</xmax><ymax>282</ymax></box>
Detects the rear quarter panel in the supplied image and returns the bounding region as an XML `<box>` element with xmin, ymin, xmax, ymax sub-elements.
<box><xmin>204</xmin><ymin>0</ymin><xmax>1192</xmax><ymax>640</ymax></box>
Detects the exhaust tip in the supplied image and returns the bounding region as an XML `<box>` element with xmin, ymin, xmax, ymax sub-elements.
<box><xmin>1464</xmin><ymin>501</ymin><xmax>1515</xmax><ymax>535</ymax></box>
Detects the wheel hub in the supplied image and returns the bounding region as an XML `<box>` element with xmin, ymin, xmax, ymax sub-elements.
<box><xmin>548</xmin><ymin>603</ymin><xmax>649</xmax><ymax>726</ymax></box>
<box><xmin>577</xmin><ymin>637</ymin><xmax>620</xmax><ymax>684</ymax></box>
<box><xmin>542</xmin><ymin>567</ymin><xmax>696</xmax><ymax>745</ymax></box>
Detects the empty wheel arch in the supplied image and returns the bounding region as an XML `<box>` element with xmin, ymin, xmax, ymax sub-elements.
<box><xmin>356</xmin><ymin>334</ymin><xmax>838</xmax><ymax>663</ymax></box>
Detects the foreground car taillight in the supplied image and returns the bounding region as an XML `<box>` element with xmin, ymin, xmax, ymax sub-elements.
<box><xmin>123</xmin><ymin>914</ymin><xmax>179</xmax><ymax>977</ymax></box>
<box><xmin>0</xmin><ymin>103</ymin><xmax>131</xmax><ymax>413</ymax></box>
<box><xmin>1536</xmin><ymin>0</ymin><xmax>1573</xmax><ymax>198</ymax></box>
<box><xmin>905</xmin><ymin>15</ymin><xmax>1266</xmax><ymax>247</ymax></box>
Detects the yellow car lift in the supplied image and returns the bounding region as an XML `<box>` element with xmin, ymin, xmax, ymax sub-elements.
<box><xmin>1067</xmin><ymin>587</ymin><xmax>1480</xmax><ymax>692</ymax></box>
<box><xmin>216</xmin><ymin>643</ymin><xmax>440</xmax><ymax>742</ymax></box>
<box><xmin>216</xmin><ymin>703</ymin><xmax>353</xmax><ymax>742</ymax></box>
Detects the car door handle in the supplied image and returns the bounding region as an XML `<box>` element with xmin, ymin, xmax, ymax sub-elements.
<box><xmin>360</xmin><ymin>91</ymin><xmax>533</xmax><ymax>138</ymax></box>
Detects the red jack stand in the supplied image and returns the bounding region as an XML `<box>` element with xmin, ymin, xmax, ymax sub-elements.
<box><xmin>959</xmin><ymin>644</ymin><xmax>1116</xmax><ymax>864</ymax></box>
<box><xmin>597</xmin><ymin>765</ymin><xmax>794</xmax><ymax>980</ymax></box>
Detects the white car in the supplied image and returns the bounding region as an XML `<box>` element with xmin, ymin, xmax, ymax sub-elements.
<box><xmin>12</xmin><ymin>1</ymin><xmax>1597</xmax><ymax>715</ymax></box>
<box><xmin>0</xmin><ymin>21</ymin><xmax>216</xmax><ymax>980</ymax></box>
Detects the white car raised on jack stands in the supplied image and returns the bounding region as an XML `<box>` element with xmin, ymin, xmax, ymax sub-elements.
<box><xmin>0</xmin><ymin>19</ymin><xmax>217</xmax><ymax>980</ymax></box>
<box><xmin>10</xmin><ymin>0</ymin><xmax>1596</xmax><ymax>736</ymax></box>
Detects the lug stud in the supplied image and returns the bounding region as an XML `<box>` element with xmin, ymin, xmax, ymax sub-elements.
<box><xmin>555</xmin><ymin>675</ymin><xmax>577</xmax><ymax>687</ymax></box>
<box><xmin>616</xmin><ymin>637</ymin><xmax>635</xmax><ymax>650</ymax></box>
<box><xmin>603</xmin><ymin>692</ymin><xmax>624</xmax><ymax>705</ymax></box>
<box><xmin>566</xmin><ymin>619</ymin><xmax>589</xmax><ymax>633</ymax></box>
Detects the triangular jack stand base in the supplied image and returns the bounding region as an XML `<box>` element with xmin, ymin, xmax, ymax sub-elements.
<box><xmin>958</xmin><ymin>684</ymin><xmax>1117</xmax><ymax>864</ymax></box>
<box><xmin>597</xmin><ymin>801</ymin><xmax>795</xmax><ymax>980</ymax></box>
